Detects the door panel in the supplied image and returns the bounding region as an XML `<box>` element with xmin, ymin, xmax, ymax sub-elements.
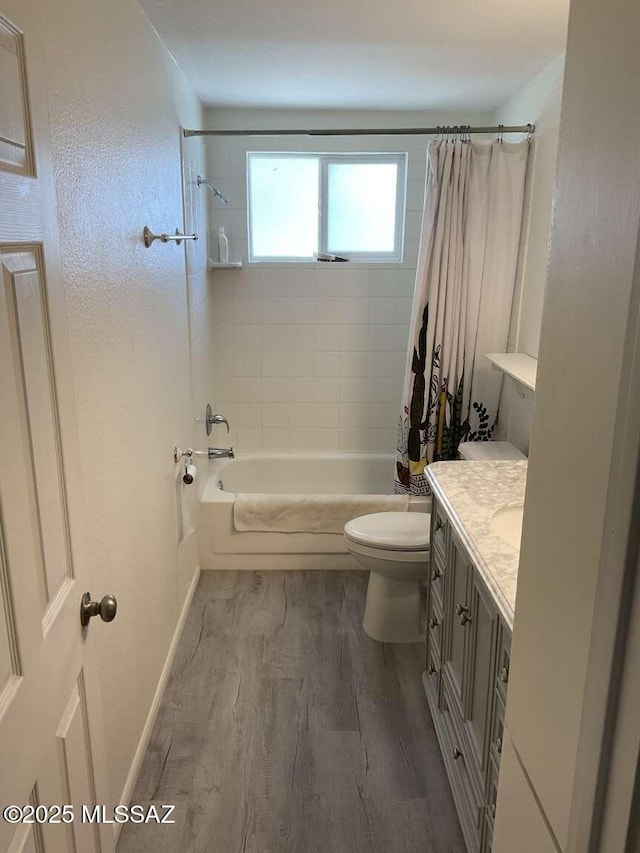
<box><xmin>0</xmin><ymin>2</ymin><xmax>114</xmax><ymax>850</ymax></box>
<box><xmin>465</xmin><ymin>575</ymin><xmax>498</xmax><ymax>777</ymax></box>
<box><xmin>445</xmin><ymin>537</ymin><xmax>470</xmax><ymax>710</ymax></box>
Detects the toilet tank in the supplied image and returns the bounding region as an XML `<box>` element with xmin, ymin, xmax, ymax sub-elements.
<box><xmin>457</xmin><ymin>441</ymin><xmax>526</xmax><ymax>461</ymax></box>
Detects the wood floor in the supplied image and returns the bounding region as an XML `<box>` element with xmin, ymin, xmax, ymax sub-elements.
<box><xmin>117</xmin><ymin>571</ymin><xmax>465</xmax><ymax>853</ymax></box>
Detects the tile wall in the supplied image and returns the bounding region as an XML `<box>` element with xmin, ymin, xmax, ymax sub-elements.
<box><xmin>201</xmin><ymin>132</ymin><xmax>429</xmax><ymax>453</ymax></box>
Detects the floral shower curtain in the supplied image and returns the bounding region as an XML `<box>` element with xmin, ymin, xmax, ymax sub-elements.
<box><xmin>395</xmin><ymin>138</ymin><xmax>529</xmax><ymax>495</ymax></box>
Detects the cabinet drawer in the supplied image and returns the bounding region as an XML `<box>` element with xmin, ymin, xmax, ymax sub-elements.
<box><xmin>427</xmin><ymin>594</ymin><xmax>443</xmax><ymax>660</ymax></box>
<box><xmin>424</xmin><ymin>643</ymin><xmax>442</xmax><ymax>710</ymax></box>
<box><xmin>495</xmin><ymin>622</ymin><xmax>511</xmax><ymax>701</ymax></box>
<box><xmin>431</xmin><ymin>500</ymin><xmax>448</xmax><ymax>558</ymax></box>
<box><xmin>440</xmin><ymin>678</ymin><xmax>483</xmax><ymax>852</ymax></box>
<box><xmin>489</xmin><ymin>690</ymin><xmax>505</xmax><ymax>767</ymax></box>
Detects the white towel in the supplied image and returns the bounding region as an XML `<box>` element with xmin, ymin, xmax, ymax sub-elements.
<box><xmin>233</xmin><ymin>493</ymin><xmax>410</xmax><ymax>535</ymax></box>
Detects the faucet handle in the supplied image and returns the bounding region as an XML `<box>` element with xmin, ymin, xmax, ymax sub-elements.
<box><xmin>205</xmin><ymin>403</ymin><xmax>230</xmax><ymax>435</ymax></box>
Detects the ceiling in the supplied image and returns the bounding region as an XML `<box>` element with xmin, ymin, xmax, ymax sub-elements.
<box><xmin>140</xmin><ymin>0</ymin><xmax>569</xmax><ymax>111</ymax></box>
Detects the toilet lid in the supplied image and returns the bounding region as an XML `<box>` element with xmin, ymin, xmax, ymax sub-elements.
<box><xmin>344</xmin><ymin>512</ymin><xmax>430</xmax><ymax>551</ymax></box>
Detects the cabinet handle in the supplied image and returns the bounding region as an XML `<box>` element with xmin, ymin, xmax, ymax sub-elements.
<box><xmin>434</xmin><ymin>519</ymin><xmax>444</xmax><ymax>532</ymax></box>
<box><xmin>459</xmin><ymin>611</ymin><xmax>472</xmax><ymax>626</ymax></box>
<box><xmin>455</xmin><ymin>603</ymin><xmax>468</xmax><ymax>616</ymax></box>
<box><xmin>490</xmin><ymin>803</ymin><xmax>496</xmax><ymax>819</ymax></box>
<box><xmin>431</xmin><ymin>566</ymin><xmax>442</xmax><ymax>581</ymax></box>
<box><xmin>429</xmin><ymin>616</ymin><xmax>439</xmax><ymax>629</ymax></box>
<box><xmin>495</xmin><ymin>736</ymin><xmax>503</xmax><ymax>754</ymax></box>
<box><xmin>499</xmin><ymin>666</ymin><xmax>509</xmax><ymax>684</ymax></box>
<box><xmin>427</xmin><ymin>664</ymin><xmax>438</xmax><ymax>675</ymax></box>
<box><xmin>452</xmin><ymin>747</ymin><xmax>463</xmax><ymax>760</ymax></box>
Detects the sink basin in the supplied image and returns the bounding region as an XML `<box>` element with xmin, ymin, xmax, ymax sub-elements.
<box><xmin>490</xmin><ymin>504</ymin><xmax>524</xmax><ymax>549</ymax></box>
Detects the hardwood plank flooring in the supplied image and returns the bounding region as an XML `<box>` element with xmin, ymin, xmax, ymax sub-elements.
<box><xmin>117</xmin><ymin>571</ymin><xmax>465</xmax><ymax>853</ymax></box>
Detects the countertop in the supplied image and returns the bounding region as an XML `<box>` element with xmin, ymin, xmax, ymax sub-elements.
<box><xmin>426</xmin><ymin>460</ymin><xmax>528</xmax><ymax>630</ymax></box>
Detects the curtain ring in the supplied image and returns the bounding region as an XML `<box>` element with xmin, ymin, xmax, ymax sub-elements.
<box><xmin>497</xmin><ymin>124</ymin><xmax>504</xmax><ymax>144</ymax></box>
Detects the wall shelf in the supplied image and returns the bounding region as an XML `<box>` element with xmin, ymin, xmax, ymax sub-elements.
<box><xmin>207</xmin><ymin>258</ymin><xmax>243</xmax><ymax>270</ymax></box>
<box><xmin>486</xmin><ymin>352</ymin><xmax>537</xmax><ymax>392</ymax></box>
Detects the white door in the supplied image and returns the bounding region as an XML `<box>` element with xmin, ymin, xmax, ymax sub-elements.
<box><xmin>0</xmin><ymin>1</ymin><xmax>115</xmax><ymax>851</ymax></box>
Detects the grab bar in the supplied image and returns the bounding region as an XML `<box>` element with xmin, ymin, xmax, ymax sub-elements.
<box><xmin>143</xmin><ymin>226</ymin><xmax>198</xmax><ymax>247</ymax></box>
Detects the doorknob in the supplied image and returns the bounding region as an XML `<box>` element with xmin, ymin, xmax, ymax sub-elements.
<box><xmin>80</xmin><ymin>592</ymin><xmax>118</xmax><ymax>627</ymax></box>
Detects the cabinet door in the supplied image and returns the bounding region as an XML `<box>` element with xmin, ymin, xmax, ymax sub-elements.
<box><xmin>444</xmin><ymin>536</ymin><xmax>470</xmax><ymax>710</ymax></box>
<box><xmin>464</xmin><ymin>573</ymin><xmax>499</xmax><ymax>777</ymax></box>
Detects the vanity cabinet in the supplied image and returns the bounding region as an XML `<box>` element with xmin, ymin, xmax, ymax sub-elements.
<box><xmin>424</xmin><ymin>497</ymin><xmax>511</xmax><ymax>853</ymax></box>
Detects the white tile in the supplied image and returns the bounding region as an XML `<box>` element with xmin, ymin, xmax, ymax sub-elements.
<box><xmin>259</xmin><ymin>268</ymin><xmax>289</xmax><ymax>295</ymax></box>
<box><xmin>288</xmin><ymin>402</ymin><xmax>314</xmax><ymax>428</ymax></box>
<box><xmin>393</xmin><ymin>350</ymin><xmax>408</xmax><ymax>377</ymax></box>
<box><xmin>394</xmin><ymin>324</ymin><xmax>410</xmax><ymax>351</ymax></box>
<box><xmin>313</xmin><ymin>402</ymin><xmax>340</xmax><ymax>424</ymax></box>
<box><xmin>212</xmin><ymin>324</ymin><xmax>234</xmax><ymax>352</ymax></box>
<box><xmin>369</xmin><ymin>325</ymin><xmax>395</xmax><ymax>351</ymax></box>
<box><xmin>234</xmin><ymin>296</ymin><xmax>263</xmax><ymax>323</ymax></box>
<box><xmin>236</xmin><ymin>428</ymin><xmax>263</xmax><ymax>452</ymax></box>
<box><xmin>235</xmin><ymin>350</ymin><xmax>260</xmax><ymax>377</ymax></box>
<box><xmin>262</xmin><ymin>403</ymin><xmax>288</xmax><ymax>428</ymax></box>
<box><xmin>233</xmin><ymin>323</ymin><xmax>262</xmax><ymax>351</ymax></box>
<box><xmin>342</xmin><ymin>297</ymin><xmax>368</xmax><ymax>325</ymax></box>
<box><xmin>370</xmin><ymin>270</ymin><xmax>398</xmax><ymax>297</ymax></box>
<box><xmin>234</xmin><ymin>378</ymin><xmax>262</xmax><ymax>402</ymax></box>
<box><xmin>406</xmin><ymin>180</ymin><xmax>426</xmax><ymax>211</ymax></box>
<box><xmin>262</xmin><ymin>377</ymin><xmax>289</xmax><ymax>402</ymax></box>
<box><xmin>340</xmin><ymin>402</ymin><xmax>368</xmax><ymax>428</ymax></box>
<box><xmin>315</xmin><ymin>297</ymin><xmax>344</xmax><ymax>324</ymax></box>
<box><xmin>394</xmin><ymin>298</ymin><xmax>413</xmax><ymax>325</ymax></box>
<box><xmin>368</xmin><ymin>351</ymin><xmax>396</xmax><ymax>378</ymax></box>
<box><xmin>262</xmin><ymin>324</ymin><xmax>289</xmax><ymax>350</ymax></box>
<box><xmin>262</xmin><ymin>429</ymin><xmax>289</xmax><ymax>451</ymax></box>
<box><xmin>370</xmin><ymin>297</ymin><xmax>396</xmax><ymax>325</ymax></box>
<box><xmin>340</xmin><ymin>429</ymin><xmax>368</xmax><ymax>452</ymax></box>
<box><xmin>289</xmin><ymin>377</ymin><xmax>314</xmax><ymax>403</ymax></box>
<box><xmin>313</xmin><ymin>429</ymin><xmax>340</xmax><ymax>452</ymax></box>
<box><xmin>314</xmin><ymin>377</ymin><xmax>341</xmax><ymax>402</ymax></box>
<box><xmin>367</xmin><ymin>402</ymin><xmax>397</xmax><ymax>429</ymax></box>
<box><xmin>341</xmin><ymin>270</ymin><xmax>370</xmax><ymax>297</ymax></box>
<box><xmin>262</xmin><ymin>297</ymin><xmax>289</xmax><ymax>324</ymax></box>
<box><xmin>367</xmin><ymin>428</ymin><xmax>396</xmax><ymax>453</ymax></box>
<box><xmin>287</xmin><ymin>269</ymin><xmax>316</xmax><ymax>297</ymax></box>
<box><xmin>315</xmin><ymin>324</ymin><xmax>341</xmax><ymax>351</ymax></box>
<box><xmin>288</xmin><ymin>351</ymin><xmax>315</xmax><ymax>377</ymax></box>
<box><xmin>340</xmin><ymin>351</ymin><xmax>369</xmax><ymax>378</ymax></box>
<box><xmin>236</xmin><ymin>402</ymin><xmax>262</xmax><ymax>428</ymax></box>
<box><xmin>287</xmin><ymin>297</ymin><xmax>316</xmax><ymax>324</ymax></box>
<box><xmin>288</xmin><ymin>429</ymin><xmax>313</xmax><ymax>452</ymax></box>
<box><xmin>288</xmin><ymin>324</ymin><xmax>316</xmax><ymax>351</ymax></box>
<box><xmin>340</xmin><ymin>377</ymin><xmax>369</xmax><ymax>403</ymax></box>
<box><xmin>261</xmin><ymin>351</ymin><xmax>289</xmax><ymax>377</ymax></box>
<box><xmin>315</xmin><ymin>351</ymin><xmax>342</xmax><ymax>377</ymax></box>
<box><xmin>340</xmin><ymin>325</ymin><xmax>370</xmax><ymax>352</ymax></box>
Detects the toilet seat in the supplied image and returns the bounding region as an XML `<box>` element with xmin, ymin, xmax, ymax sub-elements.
<box><xmin>344</xmin><ymin>512</ymin><xmax>430</xmax><ymax>552</ymax></box>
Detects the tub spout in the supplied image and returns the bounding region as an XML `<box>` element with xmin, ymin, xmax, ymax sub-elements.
<box><xmin>208</xmin><ymin>447</ymin><xmax>234</xmax><ymax>459</ymax></box>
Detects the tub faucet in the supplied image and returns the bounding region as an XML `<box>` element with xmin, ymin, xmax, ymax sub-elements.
<box><xmin>208</xmin><ymin>447</ymin><xmax>234</xmax><ymax>459</ymax></box>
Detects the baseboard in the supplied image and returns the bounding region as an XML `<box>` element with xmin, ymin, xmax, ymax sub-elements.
<box><xmin>201</xmin><ymin>552</ymin><xmax>365</xmax><ymax>571</ymax></box>
<box><xmin>114</xmin><ymin>564</ymin><xmax>201</xmax><ymax>841</ymax></box>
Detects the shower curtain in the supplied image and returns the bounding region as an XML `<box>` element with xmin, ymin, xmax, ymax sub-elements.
<box><xmin>395</xmin><ymin>138</ymin><xmax>529</xmax><ymax>495</ymax></box>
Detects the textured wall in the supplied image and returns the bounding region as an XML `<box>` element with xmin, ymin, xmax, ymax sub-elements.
<box><xmin>492</xmin><ymin>55</ymin><xmax>566</xmax><ymax>454</ymax></box>
<box><xmin>39</xmin><ymin>0</ymin><xmax>202</xmax><ymax>806</ymax></box>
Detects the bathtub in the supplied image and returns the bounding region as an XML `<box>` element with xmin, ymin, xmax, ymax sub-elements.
<box><xmin>198</xmin><ymin>453</ymin><xmax>429</xmax><ymax>570</ymax></box>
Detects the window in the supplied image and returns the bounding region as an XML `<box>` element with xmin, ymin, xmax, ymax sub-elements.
<box><xmin>247</xmin><ymin>152</ymin><xmax>406</xmax><ymax>263</ymax></box>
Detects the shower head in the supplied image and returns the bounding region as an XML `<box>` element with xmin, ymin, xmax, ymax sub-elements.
<box><xmin>196</xmin><ymin>175</ymin><xmax>230</xmax><ymax>206</ymax></box>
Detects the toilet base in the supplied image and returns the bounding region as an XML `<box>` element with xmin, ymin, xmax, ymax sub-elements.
<box><xmin>362</xmin><ymin>571</ymin><xmax>425</xmax><ymax>643</ymax></box>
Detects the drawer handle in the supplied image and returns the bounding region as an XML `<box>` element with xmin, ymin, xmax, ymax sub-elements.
<box><xmin>431</xmin><ymin>566</ymin><xmax>442</xmax><ymax>581</ymax></box>
<box><xmin>456</xmin><ymin>603</ymin><xmax>472</xmax><ymax>626</ymax></box>
<box><xmin>434</xmin><ymin>519</ymin><xmax>444</xmax><ymax>532</ymax></box>
<box><xmin>495</xmin><ymin>736</ymin><xmax>503</xmax><ymax>754</ymax></box>
<box><xmin>427</xmin><ymin>664</ymin><xmax>438</xmax><ymax>676</ymax></box>
<box><xmin>490</xmin><ymin>803</ymin><xmax>496</xmax><ymax>819</ymax></box>
<box><xmin>499</xmin><ymin>666</ymin><xmax>509</xmax><ymax>684</ymax></box>
<box><xmin>452</xmin><ymin>747</ymin><xmax>463</xmax><ymax>761</ymax></box>
<box><xmin>455</xmin><ymin>603</ymin><xmax>468</xmax><ymax>616</ymax></box>
<box><xmin>429</xmin><ymin>616</ymin><xmax>440</xmax><ymax>629</ymax></box>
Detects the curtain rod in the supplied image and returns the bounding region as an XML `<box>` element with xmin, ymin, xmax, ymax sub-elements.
<box><xmin>183</xmin><ymin>123</ymin><xmax>534</xmax><ymax>138</ymax></box>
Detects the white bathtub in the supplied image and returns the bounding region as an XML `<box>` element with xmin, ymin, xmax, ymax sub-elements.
<box><xmin>198</xmin><ymin>453</ymin><xmax>430</xmax><ymax>570</ymax></box>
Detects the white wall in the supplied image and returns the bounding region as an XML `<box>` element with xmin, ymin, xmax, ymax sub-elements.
<box><xmin>494</xmin><ymin>0</ymin><xmax>640</xmax><ymax>845</ymax></box>
<box><xmin>39</xmin><ymin>0</ymin><xmax>202</xmax><ymax>806</ymax></box>
<box><xmin>200</xmin><ymin>108</ymin><xmax>493</xmax><ymax>454</ymax></box>
<box><xmin>492</xmin><ymin>55</ymin><xmax>566</xmax><ymax>454</ymax></box>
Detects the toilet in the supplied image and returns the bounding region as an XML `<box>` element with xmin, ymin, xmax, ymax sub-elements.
<box><xmin>345</xmin><ymin>440</ymin><xmax>525</xmax><ymax>643</ymax></box>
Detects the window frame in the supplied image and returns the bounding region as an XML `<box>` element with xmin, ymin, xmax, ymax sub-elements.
<box><xmin>246</xmin><ymin>151</ymin><xmax>407</xmax><ymax>264</ymax></box>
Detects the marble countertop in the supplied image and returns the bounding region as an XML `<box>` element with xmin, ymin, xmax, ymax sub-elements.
<box><xmin>426</xmin><ymin>460</ymin><xmax>528</xmax><ymax>630</ymax></box>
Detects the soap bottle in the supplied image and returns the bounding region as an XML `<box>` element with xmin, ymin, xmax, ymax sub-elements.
<box><xmin>217</xmin><ymin>227</ymin><xmax>229</xmax><ymax>265</ymax></box>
